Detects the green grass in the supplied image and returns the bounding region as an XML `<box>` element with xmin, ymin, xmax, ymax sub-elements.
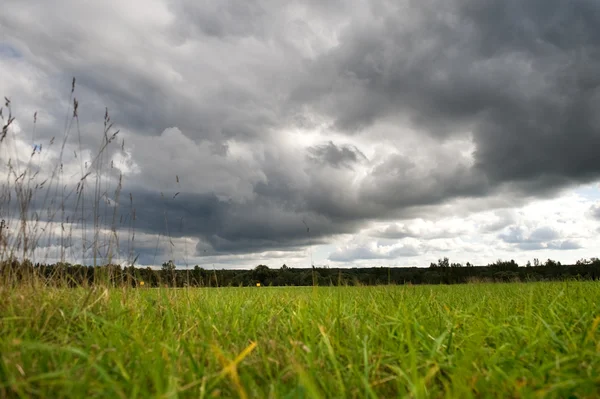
<box><xmin>1</xmin><ymin>282</ymin><xmax>599</xmax><ymax>398</ymax></box>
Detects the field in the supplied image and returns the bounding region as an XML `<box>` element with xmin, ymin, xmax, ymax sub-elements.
<box><xmin>1</xmin><ymin>282</ymin><xmax>599</xmax><ymax>398</ymax></box>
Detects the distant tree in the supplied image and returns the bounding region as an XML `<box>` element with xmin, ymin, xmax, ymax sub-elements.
<box><xmin>576</xmin><ymin>258</ymin><xmax>593</xmax><ymax>266</ymax></box>
<box><xmin>253</xmin><ymin>265</ymin><xmax>271</xmax><ymax>285</ymax></box>
<box><xmin>10</xmin><ymin>252</ymin><xmax>600</xmax><ymax>288</ymax></box>
<box><xmin>533</xmin><ymin>258</ymin><xmax>540</xmax><ymax>267</ymax></box>
<box><xmin>489</xmin><ymin>259</ymin><xmax>518</xmax><ymax>271</ymax></box>
<box><xmin>161</xmin><ymin>260</ymin><xmax>176</xmax><ymax>285</ymax></box>
<box><xmin>193</xmin><ymin>265</ymin><xmax>205</xmax><ymax>286</ymax></box>
<box><xmin>162</xmin><ymin>260</ymin><xmax>176</xmax><ymax>271</ymax></box>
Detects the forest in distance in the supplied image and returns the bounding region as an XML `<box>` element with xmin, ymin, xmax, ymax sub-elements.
<box><xmin>4</xmin><ymin>256</ymin><xmax>600</xmax><ymax>287</ymax></box>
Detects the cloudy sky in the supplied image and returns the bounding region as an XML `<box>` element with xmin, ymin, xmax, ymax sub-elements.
<box><xmin>1</xmin><ymin>0</ymin><xmax>600</xmax><ymax>269</ymax></box>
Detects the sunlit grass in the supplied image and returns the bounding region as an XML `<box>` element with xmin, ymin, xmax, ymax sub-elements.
<box><xmin>1</xmin><ymin>282</ymin><xmax>599</xmax><ymax>398</ymax></box>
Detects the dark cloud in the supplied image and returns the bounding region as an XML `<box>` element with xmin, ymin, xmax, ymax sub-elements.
<box><xmin>2</xmin><ymin>0</ymin><xmax>600</xmax><ymax>264</ymax></box>
<box><xmin>307</xmin><ymin>141</ymin><xmax>367</xmax><ymax>169</ymax></box>
<box><xmin>121</xmin><ymin>188</ymin><xmax>365</xmax><ymax>255</ymax></box>
<box><xmin>293</xmin><ymin>0</ymin><xmax>600</xmax><ymax>190</ymax></box>
<box><xmin>0</xmin><ymin>1</ymin><xmax>298</xmax><ymax>146</ymax></box>
<box><xmin>589</xmin><ymin>203</ymin><xmax>600</xmax><ymax>219</ymax></box>
<box><xmin>358</xmin><ymin>153</ymin><xmax>490</xmax><ymax>210</ymax></box>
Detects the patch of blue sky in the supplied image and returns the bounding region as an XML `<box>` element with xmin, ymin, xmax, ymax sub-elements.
<box><xmin>0</xmin><ymin>42</ymin><xmax>21</xmax><ymax>58</ymax></box>
<box><xmin>574</xmin><ymin>181</ymin><xmax>600</xmax><ymax>201</ymax></box>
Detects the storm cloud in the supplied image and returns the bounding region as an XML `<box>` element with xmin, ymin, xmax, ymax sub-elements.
<box><xmin>2</xmin><ymin>0</ymin><xmax>600</xmax><ymax>267</ymax></box>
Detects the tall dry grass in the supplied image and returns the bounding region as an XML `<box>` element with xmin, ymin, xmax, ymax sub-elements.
<box><xmin>0</xmin><ymin>79</ymin><xmax>139</xmax><ymax>287</ymax></box>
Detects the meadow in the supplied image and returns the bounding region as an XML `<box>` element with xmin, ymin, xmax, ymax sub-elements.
<box><xmin>2</xmin><ymin>72</ymin><xmax>600</xmax><ymax>399</ymax></box>
<box><xmin>1</xmin><ymin>281</ymin><xmax>599</xmax><ymax>398</ymax></box>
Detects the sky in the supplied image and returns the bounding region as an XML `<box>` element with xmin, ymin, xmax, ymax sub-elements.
<box><xmin>1</xmin><ymin>0</ymin><xmax>600</xmax><ymax>269</ymax></box>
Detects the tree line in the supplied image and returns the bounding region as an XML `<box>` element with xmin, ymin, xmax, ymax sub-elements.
<box><xmin>2</xmin><ymin>257</ymin><xmax>600</xmax><ymax>287</ymax></box>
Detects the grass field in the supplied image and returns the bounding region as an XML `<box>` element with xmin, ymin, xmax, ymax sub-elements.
<box><xmin>1</xmin><ymin>282</ymin><xmax>599</xmax><ymax>398</ymax></box>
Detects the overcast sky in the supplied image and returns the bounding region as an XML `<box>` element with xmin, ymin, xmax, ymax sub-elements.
<box><xmin>2</xmin><ymin>0</ymin><xmax>600</xmax><ymax>269</ymax></box>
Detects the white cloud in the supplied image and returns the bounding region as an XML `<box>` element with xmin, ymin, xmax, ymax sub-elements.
<box><xmin>324</xmin><ymin>185</ymin><xmax>600</xmax><ymax>267</ymax></box>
